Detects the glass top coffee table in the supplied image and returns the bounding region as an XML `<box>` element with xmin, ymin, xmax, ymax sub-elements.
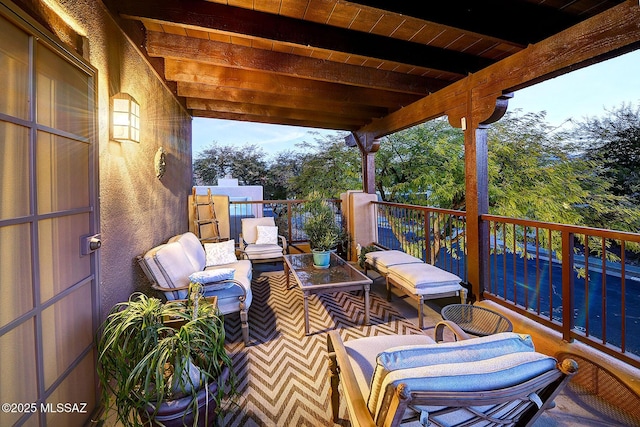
<box><xmin>283</xmin><ymin>252</ymin><xmax>373</xmax><ymax>335</ymax></box>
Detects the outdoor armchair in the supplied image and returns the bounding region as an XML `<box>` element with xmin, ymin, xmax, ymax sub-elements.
<box><xmin>327</xmin><ymin>324</ymin><xmax>578</xmax><ymax>427</ymax></box>
<box><xmin>239</xmin><ymin>217</ymin><xmax>287</xmax><ymax>263</ymax></box>
<box><xmin>138</xmin><ymin>232</ymin><xmax>253</xmax><ymax>344</ymax></box>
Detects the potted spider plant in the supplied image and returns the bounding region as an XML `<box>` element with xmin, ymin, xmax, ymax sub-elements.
<box><xmin>96</xmin><ymin>285</ymin><xmax>235</xmax><ymax>427</ymax></box>
<box><xmin>301</xmin><ymin>191</ymin><xmax>344</xmax><ymax>268</ymax></box>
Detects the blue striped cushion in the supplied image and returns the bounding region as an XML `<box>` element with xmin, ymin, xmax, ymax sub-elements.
<box><xmin>368</xmin><ymin>333</ymin><xmax>536</xmax><ymax>415</ymax></box>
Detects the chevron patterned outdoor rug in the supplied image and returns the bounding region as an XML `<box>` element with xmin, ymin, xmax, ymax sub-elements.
<box><xmin>219</xmin><ymin>270</ymin><xmax>425</xmax><ymax>426</ymax></box>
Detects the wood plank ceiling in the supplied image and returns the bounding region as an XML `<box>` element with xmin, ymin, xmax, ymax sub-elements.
<box><xmin>102</xmin><ymin>0</ymin><xmax>627</xmax><ymax>132</ymax></box>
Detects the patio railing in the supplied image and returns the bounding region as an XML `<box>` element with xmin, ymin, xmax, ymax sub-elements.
<box><xmin>372</xmin><ymin>201</ymin><xmax>468</xmax><ymax>281</ymax></box>
<box><xmin>483</xmin><ymin>214</ymin><xmax>640</xmax><ymax>368</ymax></box>
<box><xmin>228</xmin><ymin>199</ymin><xmax>342</xmax><ymax>249</ymax></box>
<box><xmin>371</xmin><ymin>201</ymin><xmax>640</xmax><ymax>369</ymax></box>
<box><xmin>228</xmin><ymin>198</ymin><xmax>639</xmax><ymax>368</ymax></box>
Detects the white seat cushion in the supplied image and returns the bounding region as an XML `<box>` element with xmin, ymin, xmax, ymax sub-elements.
<box><xmin>243</xmin><ymin>243</ymin><xmax>283</xmax><ymax>260</ymax></box>
<box><xmin>387</xmin><ymin>262</ymin><xmax>462</xmax><ymax>290</ymax></box>
<box><xmin>341</xmin><ymin>332</ymin><xmax>556</xmax><ymax>424</ymax></box>
<box><xmin>241</xmin><ymin>217</ymin><xmax>277</xmax><ymax>244</ymax></box>
<box><xmin>153</xmin><ymin>241</ymin><xmax>194</xmax><ymax>299</ymax></box>
<box><xmin>170</xmin><ymin>232</ymin><xmax>206</xmax><ymax>271</ymax></box>
<box><xmin>141</xmin><ymin>234</ymin><xmax>254</xmax><ymax>316</ymax></box>
<box><xmin>365</xmin><ymin>250</ymin><xmax>423</xmax><ymax>274</ymax></box>
<box><xmin>343</xmin><ymin>334</ymin><xmax>436</xmax><ymax>407</ymax></box>
<box><xmin>205</xmin><ymin>260</ymin><xmax>253</xmax><ymax>314</ymax></box>
<box><xmin>142</xmin><ymin>244</ymin><xmax>167</xmax><ymax>286</ymax></box>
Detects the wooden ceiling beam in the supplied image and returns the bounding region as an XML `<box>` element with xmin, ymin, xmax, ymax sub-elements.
<box><xmin>165</xmin><ymin>59</ymin><xmax>421</xmax><ymax>110</ymax></box>
<box><xmin>345</xmin><ymin>0</ymin><xmax>585</xmax><ymax>45</ymax></box>
<box><xmin>187</xmin><ymin>98</ymin><xmax>371</xmax><ymax>126</ymax></box>
<box><xmin>194</xmin><ymin>110</ymin><xmax>359</xmax><ymax>131</ymax></box>
<box><xmin>146</xmin><ymin>31</ymin><xmax>446</xmax><ymax>95</ymax></box>
<box><xmin>114</xmin><ymin>0</ymin><xmax>494</xmax><ymax>75</ymax></box>
<box><xmin>177</xmin><ymin>82</ymin><xmax>388</xmax><ymax>119</ymax></box>
<box><xmin>355</xmin><ymin>0</ymin><xmax>640</xmax><ymax>140</ymax></box>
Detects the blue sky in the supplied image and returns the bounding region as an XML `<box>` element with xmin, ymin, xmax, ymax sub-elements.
<box><xmin>192</xmin><ymin>116</ymin><xmax>332</xmax><ymax>160</ymax></box>
<box><xmin>510</xmin><ymin>50</ymin><xmax>640</xmax><ymax>128</ymax></box>
<box><xmin>192</xmin><ymin>50</ymin><xmax>640</xmax><ymax>159</ymax></box>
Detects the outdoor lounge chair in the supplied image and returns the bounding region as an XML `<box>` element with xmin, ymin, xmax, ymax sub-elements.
<box><xmin>363</xmin><ymin>249</ymin><xmax>467</xmax><ymax>328</ymax></box>
<box><xmin>239</xmin><ymin>217</ymin><xmax>287</xmax><ymax>263</ymax></box>
<box><xmin>138</xmin><ymin>232</ymin><xmax>253</xmax><ymax>344</ymax></box>
<box><xmin>327</xmin><ymin>324</ymin><xmax>578</xmax><ymax>427</ymax></box>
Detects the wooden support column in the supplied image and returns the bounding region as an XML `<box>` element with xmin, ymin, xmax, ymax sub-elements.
<box><xmin>345</xmin><ymin>132</ymin><xmax>380</xmax><ymax>194</ymax></box>
<box><xmin>361</xmin><ymin>151</ymin><xmax>376</xmax><ymax>194</ymax></box>
<box><xmin>464</xmin><ymin>93</ymin><xmax>512</xmax><ymax>301</ymax></box>
<box><xmin>464</xmin><ymin>124</ymin><xmax>488</xmax><ymax>302</ymax></box>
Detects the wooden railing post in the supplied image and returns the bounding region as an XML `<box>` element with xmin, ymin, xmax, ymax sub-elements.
<box><xmin>286</xmin><ymin>200</ymin><xmax>293</xmax><ymax>247</ymax></box>
<box><xmin>424</xmin><ymin>209</ymin><xmax>431</xmax><ymax>264</ymax></box>
<box><xmin>561</xmin><ymin>231</ymin><xmax>575</xmax><ymax>342</ymax></box>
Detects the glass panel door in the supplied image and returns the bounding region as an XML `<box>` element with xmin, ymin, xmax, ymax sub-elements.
<box><xmin>0</xmin><ymin>8</ymin><xmax>98</xmax><ymax>427</ymax></box>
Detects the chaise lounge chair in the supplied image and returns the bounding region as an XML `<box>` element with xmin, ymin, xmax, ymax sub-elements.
<box><xmin>363</xmin><ymin>249</ymin><xmax>467</xmax><ymax>328</ymax></box>
<box><xmin>327</xmin><ymin>323</ymin><xmax>578</xmax><ymax>427</ymax></box>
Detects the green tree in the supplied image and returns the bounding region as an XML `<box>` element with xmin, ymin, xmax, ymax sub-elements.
<box><xmin>490</xmin><ymin>111</ymin><xmax>640</xmax><ymax>233</ymax></box>
<box><xmin>575</xmin><ymin>103</ymin><xmax>640</xmax><ymax>204</ymax></box>
<box><xmin>289</xmin><ymin>132</ymin><xmax>361</xmax><ymax>198</ymax></box>
<box><xmin>374</xmin><ymin>118</ymin><xmax>465</xmax><ymax>261</ymax></box>
<box><xmin>374</xmin><ymin>110</ymin><xmax>640</xmax><ymax>263</ymax></box>
<box><xmin>488</xmin><ymin>111</ymin><xmax>589</xmax><ymax>224</ymax></box>
<box><xmin>193</xmin><ymin>142</ymin><xmax>268</xmax><ymax>186</ymax></box>
<box><xmin>264</xmin><ymin>150</ymin><xmax>305</xmax><ymax>200</ymax></box>
<box><xmin>376</xmin><ymin>118</ymin><xmax>465</xmax><ymax>208</ymax></box>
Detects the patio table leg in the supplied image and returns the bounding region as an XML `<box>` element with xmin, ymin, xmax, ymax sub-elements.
<box><xmin>303</xmin><ymin>290</ymin><xmax>310</xmax><ymax>335</ymax></box>
<box><xmin>364</xmin><ymin>284</ymin><xmax>370</xmax><ymax>325</ymax></box>
<box><xmin>284</xmin><ymin>262</ymin><xmax>291</xmax><ymax>289</ymax></box>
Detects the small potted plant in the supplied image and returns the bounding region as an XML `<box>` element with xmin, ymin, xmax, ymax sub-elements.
<box><xmin>358</xmin><ymin>244</ymin><xmax>380</xmax><ymax>269</ymax></box>
<box><xmin>301</xmin><ymin>191</ymin><xmax>343</xmax><ymax>268</ymax></box>
<box><xmin>96</xmin><ymin>285</ymin><xmax>235</xmax><ymax>427</ymax></box>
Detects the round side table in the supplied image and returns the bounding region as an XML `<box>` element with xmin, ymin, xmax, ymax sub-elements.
<box><xmin>441</xmin><ymin>304</ymin><xmax>513</xmax><ymax>336</ymax></box>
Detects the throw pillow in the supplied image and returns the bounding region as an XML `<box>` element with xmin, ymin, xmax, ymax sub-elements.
<box><xmin>204</xmin><ymin>239</ymin><xmax>237</xmax><ymax>266</ymax></box>
<box><xmin>189</xmin><ymin>268</ymin><xmax>235</xmax><ymax>283</ymax></box>
<box><xmin>188</xmin><ymin>268</ymin><xmax>235</xmax><ymax>290</ymax></box>
<box><xmin>255</xmin><ymin>225</ymin><xmax>278</xmax><ymax>245</ymax></box>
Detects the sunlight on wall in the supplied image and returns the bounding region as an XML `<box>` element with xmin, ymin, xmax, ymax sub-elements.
<box><xmin>41</xmin><ymin>0</ymin><xmax>86</xmax><ymax>36</ymax></box>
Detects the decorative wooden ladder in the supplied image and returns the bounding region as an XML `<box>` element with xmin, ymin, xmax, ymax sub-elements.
<box><xmin>192</xmin><ymin>187</ymin><xmax>221</xmax><ymax>243</ymax></box>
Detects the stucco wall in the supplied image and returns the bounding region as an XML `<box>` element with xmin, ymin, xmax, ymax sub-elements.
<box><xmin>17</xmin><ymin>0</ymin><xmax>193</xmax><ymax>319</ymax></box>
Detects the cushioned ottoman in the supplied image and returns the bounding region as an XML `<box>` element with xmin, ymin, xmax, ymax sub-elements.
<box><xmin>386</xmin><ymin>262</ymin><xmax>467</xmax><ymax>329</ymax></box>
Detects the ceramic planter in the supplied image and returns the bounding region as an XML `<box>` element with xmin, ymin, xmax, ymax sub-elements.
<box><xmin>143</xmin><ymin>365</ymin><xmax>230</xmax><ymax>427</ymax></box>
<box><xmin>312</xmin><ymin>249</ymin><xmax>331</xmax><ymax>268</ymax></box>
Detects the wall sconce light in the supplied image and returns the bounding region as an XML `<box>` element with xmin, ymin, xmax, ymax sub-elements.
<box><xmin>111</xmin><ymin>93</ymin><xmax>140</xmax><ymax>142</ymax></box>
